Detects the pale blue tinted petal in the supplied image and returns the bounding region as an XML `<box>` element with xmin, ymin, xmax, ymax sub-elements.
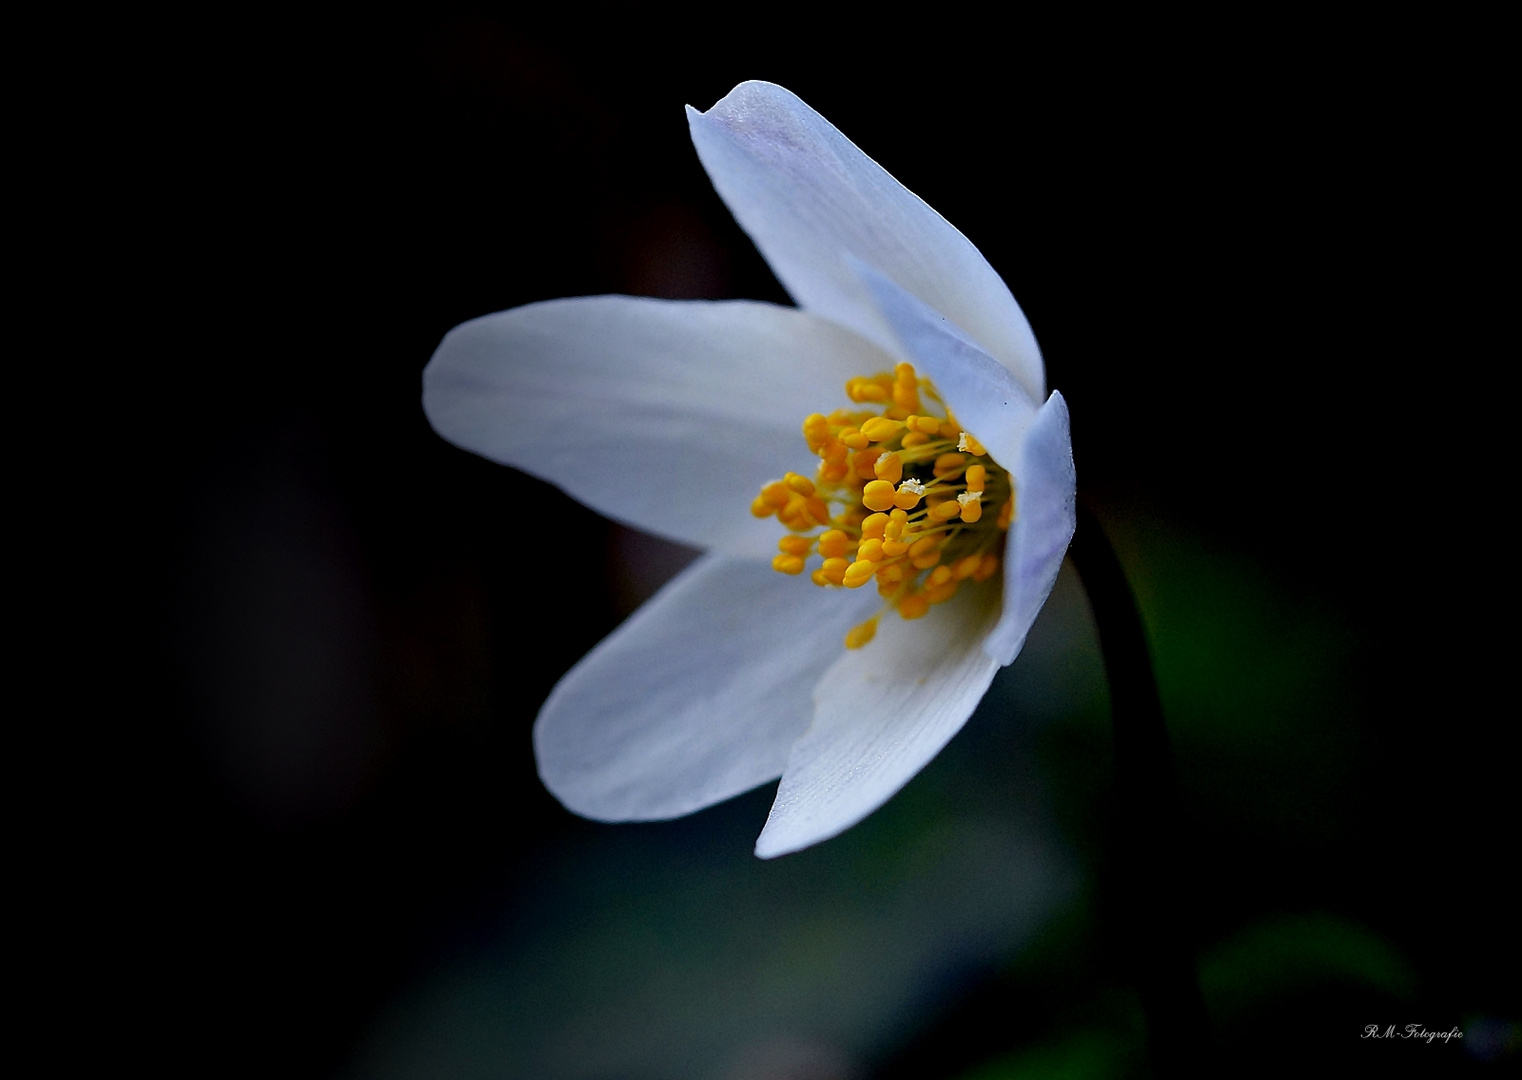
<box><xmin>852</xmin><ymin>259</ymin><xmax>1038</xmax><ymax>468</ymax></box>
<box><xmin>754</xmin><ymin>587</ymin><xmax>1003</xmax><ymax>858</ymax></box>
<box><xmin>688</xmin><ymin>81</ymin><xmax>1045</xmax><ymax>403</ymax></box>
<box><xmin>535</xmin><ymin>553</ymin><xmax>880</xmax><ymax>822</ymax></box>
<box><xmin>984</xmin><ymin>391</ymin><xmax>1077</xmax><ymax>666</ymax></box>
<box><xmin>423</xmin><ymin>296</ymin><xmax>894</xmax><ymax>558</ymax></box>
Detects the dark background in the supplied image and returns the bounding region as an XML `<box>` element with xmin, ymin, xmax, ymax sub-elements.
<box><xmin>48</xmin><ymin>7</ymin><xmax>1510</xmax><ymax>1078</ymax></box>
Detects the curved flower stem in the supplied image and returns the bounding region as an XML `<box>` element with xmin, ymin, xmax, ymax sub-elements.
<box><xmin>1069</xmin><ymin>499</ymin><xmax>1212</xmax><ymax>1077</ymax></box>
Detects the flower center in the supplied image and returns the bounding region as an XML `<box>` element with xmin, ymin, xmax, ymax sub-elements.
<box><xmin>751</xmin><ymin>362</ymin><xmax>1014</xmax><ymax>650</ymax></box>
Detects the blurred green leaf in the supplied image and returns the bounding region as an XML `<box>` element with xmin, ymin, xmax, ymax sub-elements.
<box><xmin>956</xmin><ymin>1028</ymin><xmax>1131</xmax><ymax>1080</ymax></box>
<box><xmin>1200</xmin><ymin>911</ymin><xmax>1416</xmax><ymax>1021</ymax></box>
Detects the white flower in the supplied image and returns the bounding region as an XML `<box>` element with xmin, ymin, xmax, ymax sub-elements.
<box><xmin>423</xmin><ymin>82</ymin><xmax>1076</xmax><ymax>857</ymax></box>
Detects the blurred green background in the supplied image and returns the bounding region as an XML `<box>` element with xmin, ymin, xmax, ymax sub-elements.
<box><xmin>80</xmin><ymin>8</ymin><xmax>1511</xmax><ymax>1078</ymax></box>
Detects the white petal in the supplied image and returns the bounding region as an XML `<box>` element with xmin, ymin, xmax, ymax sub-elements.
<box><xmin>851</xmin><ymin>259</ymin><xmax>1038</xmax><ymax>468</ymax></box>
<box><xmin>688</xmin><ymin>81</ymin><xmax>1045</xmax><ymax>403</ymax></box>
<box><xmin>984</xmin><ymin>391</ymin><xmax>1077</xmax><ymax>666</ymax></box>
<box><xmin>535</xmin><ymin>553</ymin><xmax>880</xmax><ymax>822</ymax></box>
<box><xmin>754</xmin><ymin>587</ymin><xmax>1003</xmax><ymax>858</ymax></box>
<box><xmin>423</xmin><ymin>296</ymin><xmax>894</xmax><ymax>558</ymax></box>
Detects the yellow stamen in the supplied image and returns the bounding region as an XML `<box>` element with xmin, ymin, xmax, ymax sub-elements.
<box><xmin>861</xmin><ymin>480</ymin><xmax>897</xmax><ymax>512</ymax></box>
<box><xmin>899</xmin><ymin>593</ymin><xmax>930</xmax><ymax>619</ymax></box>
<box><xmin>894</xmin><ymin>478</ymin><xmax>925</xmax><ymax>510</ymax></box>
<box><xmin>845</xmin><ymin>617</ymin><xmax>878</xmax><ymax>649</ymax></box>
<box><xmin>817</xmin><ymin>529</ymin><xmax>851</xmax><ymax>559</ymax></box>
<box><xmin>772</xmin><ymin>554</ymin><xmax>805</xmax><ymax>575</ymax></box>
<box><xmin>753</xmin><ymin>362</ymin><xmax>1016</xmax><ymax>644</ymax></box>
<box><xmin>861</xmin><ymin>513</ymin><xmax>890</xmax><ymax>540</ymax></box>
<box><xmin>929</xmin><ymin>499</ymin><xmax>963</xmax><ymax>523</ymax></box>
<box><xmin>843</xmin><ymin>559</ymin><xmax>876</xmax><ymax>588</ymax></box>
<box><xmin>933</xmin><ymin>452</ymin><xmax>967</xmax><ymax>478</ymax></box>
<box><xmin>860</xmin><ymin>416</ymin><xmax>906</xmax><ymax>442</ymax></box>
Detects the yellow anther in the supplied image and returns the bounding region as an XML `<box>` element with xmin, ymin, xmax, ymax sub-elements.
<box><xmin>840</xmin><ymin>428</ymin><xmax>870</xmax><ymax>449</ymax></box>
<box><xmin>925</xmin><ymin>579</ymin><xmax>959</xmax><ymax>605</ymax></box>
<box><xmin>929</xmin><ymin>499</ymin><xmax>963</xmax><ymax>523</ymax></box>
<box><xmin>965</xmin><ymin>464</ymin><xmax>986</xmax><ymax>492</ymax></box>
<box><xmin>785</xmin><ymin>472</ymin><xmax>815</xmax><ymax>496</ymax></box>
<box><xmin>892</xmin><ymin>381</ymin><xmax>920</xmax><ymax>411</ymax></box>
<box><xmin>811</xmin><ymin>568</ymin><xmax>831</xmax><ymax>586</ymax></box>
<box><xmin>881</xmin><ymin>538</ymin><xmax>910</xmax><ymax>557</ymax></box>
<box><xmin>958</xmin><ymin>491</ymin><xmax>983</xmax><ymax>523</ymax></box>
<box><xmin>819</xmin><ymin>460</ymin><xmax>850</xmax><ymax>484</ymax></box>
<box><xmin>899</xmin><ymin>593</ymin><xmax>930</xmax><ymax>620</ymax></box>
<box><xmin>901</xmin><ymin>431</ymin><xmax>931</xmax><ymax>447</ymax></box>
<box><xmin>817</xmin><ymin>529</ymin><xmax>850</xmax><ymax>558</ymax></box>
<box><xmin>861</xmin><ymin>513</ymin><xmax>890</xmax><ymax>540</ymax></box>
<box><xmin>859</xmin><ymin>537</ymin><xmax>885</xmax><ymax>562</ymax></box>
<box><xmin>974</xmin><ymin>553</ymin><xmax>1000</xmax><ymax>582</ymax></box>
<box><xmin>847</xmin><ymin>377</ymin><xmax>889</xmax><ymax>403</ymax></box>
<box><xmin>957</xmin><ymin>432</ymin><xmax>987</xmax><ymax>456</ymax></box>
<box><xmin>933</xmin><ymin>452</ymin><xmax>967</xmax><ymax>477</ymax></box>
<box><xmin>927</xmin><ymin>565</ymin><xmax>953</xmax><ymax>588</ymax></box>
<box><xmin>939</xmin><ymin>420</ymin><xmax>960</xmax><ymax>439</ymax></box>
<box><xmin>803</xmin><ymin>413</ymin><xmax>831</xmax><ymax>448</ymax></box>
<box><xmin>953</xmin><ymin>554</ymin><xmax>982</xmax><ymax>580</ymax></box>
<box><xmin>909</xmin><ymin>536</ymin><xmax>940</xmax><ymax>559</ymax></box>
<box><xmin>762</xmin><ymin>481</ymin><xmax>791</xmax><ymax>508</ymax></box>
<box><xmin>876</xmin><ymin>562</ymin><xmax>905</xmax><ymax>583</ymax></box>
<box><xmin>779</xmin><ymin>494</ymin><xmax>828</xmax><ymax>531</ymax></box>
<box><xmin>843</xmin><ymin>559</ymin><xmax>876</xmax><ymax>588</ymax></box>
<box><xmin>860</xmin><ymin>417</ymin><xmax>906</xmax><ymax>442</ymax></box>
<box><xmin>997</xmin><ymin>497</ymin><xmax>1015</xmax><ymax>530</ymax></box>
<box><xmin>820</xmin><ymin>557</ymin><xmax>849</xmax><ymax>585</ymax></box>
<box><xmin>751</xmin><ymin>495</ymin><xmax>773</xmax><ymax>518</ymax></box>
<box><xmin>862</xmin><ymin>480</ymin><xmax>897</xmax><ymax>512</ymax></box>
<box><xmin>873</xmin><ymin>452</ymin><xmax>903</xmax><ymax>485</ymax></box>
<box><xmin>912</xmin><ymin>551</ymin><xmax>942</xmax><ymax>570</ymax></box>
<box><xmin>772</xmin><ymin>554</ymin><xmax>805</xmax><ymax>575</ymax></box>
<box><xmin>845</xmin><ymin>617</ymin><xmax>879</xmax><ymax>649</ymax></box>
<box><xmin>778</xmin><ymin>535</ymin><xmax>812</xmax><ymax>557</ymax></box>
<box><xmin>895</xmin><ymin>478</ymin><xmax>925</xmax><ymax>506</ymax></box>
<box><xmin>852</xmin><ymin>447</ymin><xmax>883</xmax><ymax>480</ymax></box>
